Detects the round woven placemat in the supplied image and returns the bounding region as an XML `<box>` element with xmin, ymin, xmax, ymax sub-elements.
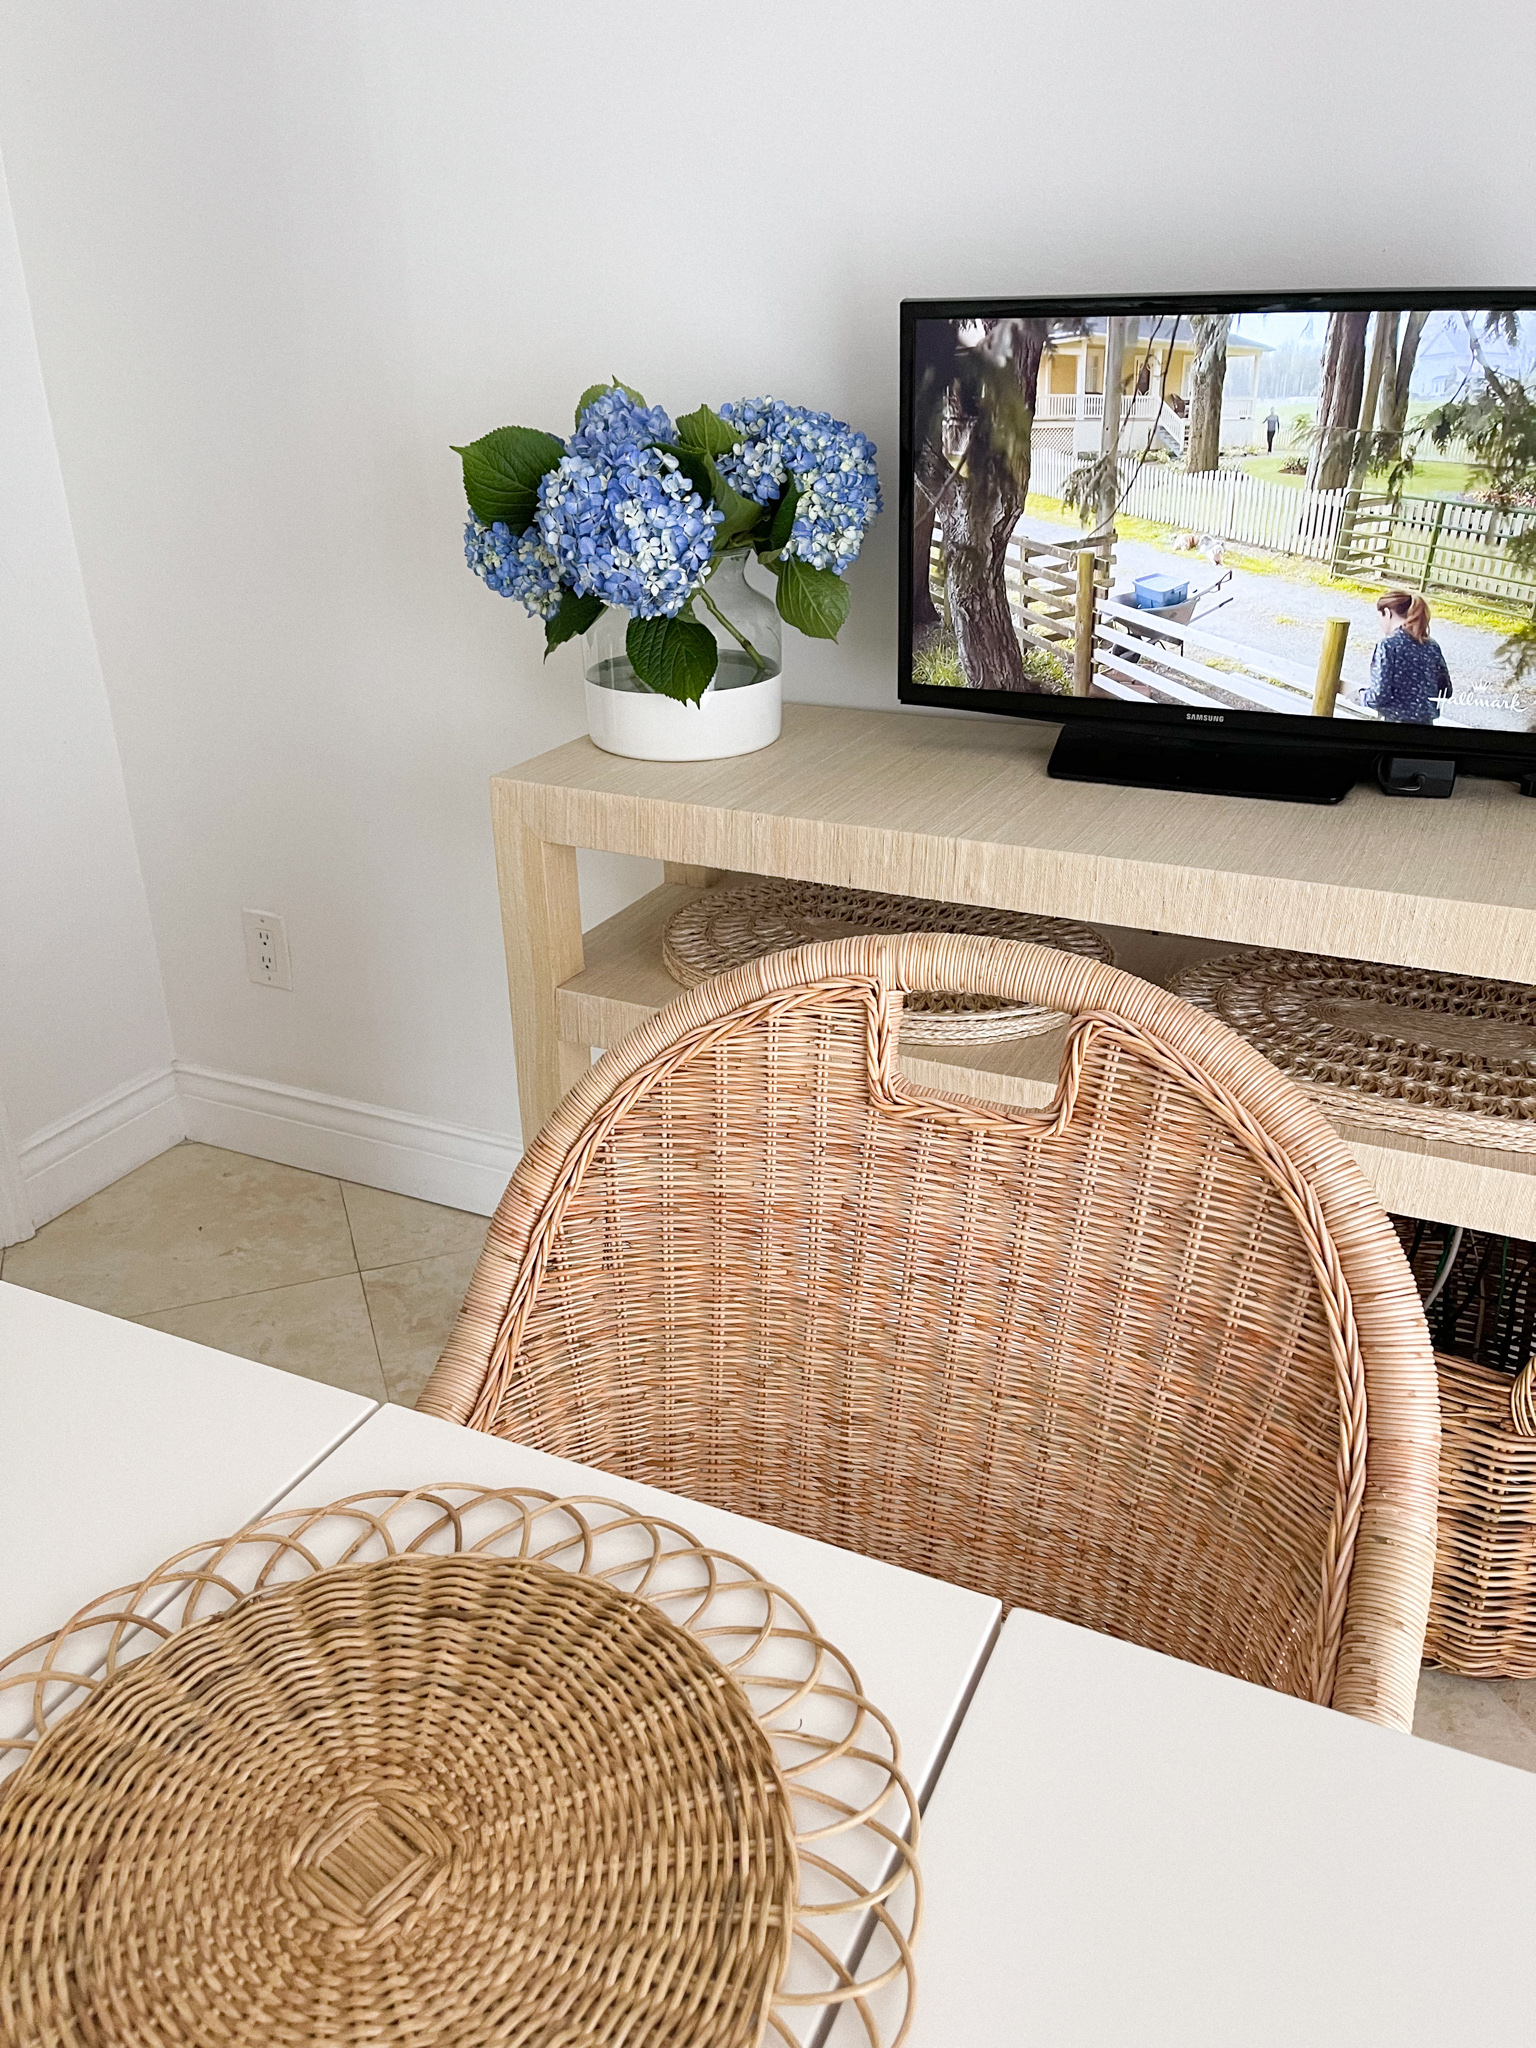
<box><xmin>0</xmin><ymin>1551</ymin><xmax>794</xmax><ymax>2048</ymax></box>
<box><xmin>662</xmin><ymin>881</ymin><xmax>1115</xmax><ymax>1043</ymax></box>
<box><xmin>1172</xmin><ymin>948</ymin><xmax>1536</xmax><ymax>1153</ymax></box>
<box><xmin>0</xmin><ymin>1487</ymin><xmax>920</xmax><ymax>2048</ymax></box>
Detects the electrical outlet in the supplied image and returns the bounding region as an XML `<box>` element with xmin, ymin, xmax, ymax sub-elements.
<box><xmin>242</xmin><ymin>909</ymin><xmax>292</xmax><ymax>989</ymax></box>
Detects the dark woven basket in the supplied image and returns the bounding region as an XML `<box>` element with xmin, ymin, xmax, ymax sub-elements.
<box><xmin>1394</xmin><ymin>1216</ymin><xmax>1536</xmax><ymax>1378</ymax></box>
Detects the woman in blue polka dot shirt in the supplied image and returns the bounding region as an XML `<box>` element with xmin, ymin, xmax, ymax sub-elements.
<box><xmin>1361</xmin><ymin>590</ymin><xmax>1453</xmax><ymax>723</ymax></box>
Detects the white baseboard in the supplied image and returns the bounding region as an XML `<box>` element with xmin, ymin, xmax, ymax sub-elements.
<box><xmin>8</xmin><ymin>1061</ymin><xmax>522</xmax><ymax>1234</ymax></box>
<box><xmin>175</xmin><ymin>1063</ymin><xmax>521</xmax><ymax>1217</ymax></box>
<box><xmin>18</xmin><ymin>1066</ymin><xmax>185</xmax><ymax>1228</ymax></box>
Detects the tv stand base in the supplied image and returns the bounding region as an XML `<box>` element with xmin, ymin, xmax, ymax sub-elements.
<box><xmin>1047</xmin><ymin>724</ymin><xmax>1359</xmax><ymax>805</ymax></box>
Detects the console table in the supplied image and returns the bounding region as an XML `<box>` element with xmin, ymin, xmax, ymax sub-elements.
<box><xmin>492</xmin><ymin>704</ymin><xmax>1536</xmax><ymax>1237</ymax></box>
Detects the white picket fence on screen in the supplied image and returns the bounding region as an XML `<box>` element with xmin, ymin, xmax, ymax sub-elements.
<box><xmin>1027</xmin><ymin>444</ymin><xmax>1348</xmax><ymax>562</ymax></box>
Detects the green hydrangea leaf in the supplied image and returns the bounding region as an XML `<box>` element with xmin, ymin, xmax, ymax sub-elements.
<box><xmin>776</xmin><ymin>556</ymin><xmax>851</xmax><ymax>640</ymax></box>
<box><xmin>676</xmin><ymin>404</ymin><xmax>741</xmax><ymax>458</ymax></box>
<box><xmin>543</xmin><ymin>589</ymin><xmax>604</xmax><ymax>658</ymax></box>
<box><xmin>625</xmin><ymin>614</ymin><xmax>718</xmax><ymax>705</ymax></box>
<box><xmin>765</xmin><ymin>480</ymin><xmax>800</xmax><ymax>553</ymax></box>
<box><xmin>452</xmin><ymin>425</ymin><xmax>565</xmax><ymax>531</ymax></box>
<box><xmin>709</xmin><ymin>471</ymin><xmax>761</xmax><ymax>544</ymax></box>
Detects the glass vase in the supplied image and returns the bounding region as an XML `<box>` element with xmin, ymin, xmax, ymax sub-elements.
<box><xmin>580</xmin><ymin>551</ymin><xmax>782</xmax><ymax>693</ymax></box>
<box><xmin>580</xmin><ymin>551</ymin><xmax>784</xmax><ymax>762</ymax></box>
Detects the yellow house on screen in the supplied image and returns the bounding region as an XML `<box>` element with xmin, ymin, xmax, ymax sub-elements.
<box><xmin>1036</xmin><ymin>319</ymin><xmax>1271</xmax><ymax>455</ymax></box>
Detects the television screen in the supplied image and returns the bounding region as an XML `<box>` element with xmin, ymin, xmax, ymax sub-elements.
<box><xmin>900</xmin><ymin>295</ymin><xmax>1536</xmax><ymax>758</ymax></box>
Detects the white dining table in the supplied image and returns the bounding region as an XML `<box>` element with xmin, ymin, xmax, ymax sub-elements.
<box><xmin>2</xmin><ymin>1315</ymin><xmax>1001</xmax><ymax>2048</ymax></box>
<box><xmin>836</xmin><ymin>1606</ymin><xmax>1536</xmax><ymax>2048</ymax></box>
<box><xmin>0</xmin><ymin>1280</ymin><xmax>375</xmax><ymax>1656</ymax></box>
<box><xmin>11</xmin><ymin>1291</ymin><xmax>1536</xmax><ymax>2048</ymax></box>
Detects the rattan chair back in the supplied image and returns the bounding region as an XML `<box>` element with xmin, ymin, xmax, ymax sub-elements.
<box><xmin>422</xmin><ymin>935</ymin><xmax>1439</xmax><ymax>1730</ymax></box>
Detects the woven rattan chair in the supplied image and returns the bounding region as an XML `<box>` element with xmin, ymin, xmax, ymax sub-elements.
<box><xmin>421</xmin><ymin>935</ymin><xmax>1440</xmax><ymax>1730</ymax></box>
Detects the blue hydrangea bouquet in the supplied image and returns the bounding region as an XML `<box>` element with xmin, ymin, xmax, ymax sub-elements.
<box><xmin>458</xmin><ymin>381</ymin><xmax>881</xmax><ymax>706</ymax></box>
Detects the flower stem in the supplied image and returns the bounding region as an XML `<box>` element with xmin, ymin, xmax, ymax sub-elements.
<box><xmin>696</xmin><ymin>577</ymin><xmax>769</xmax><ymax>678</ymax></box>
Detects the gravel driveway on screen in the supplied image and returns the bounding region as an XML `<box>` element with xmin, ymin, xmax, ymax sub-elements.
<box><xmin>1016</xmin><ymin>507</ymin><xmax>1535</xmax><ymax>732</ymax></box>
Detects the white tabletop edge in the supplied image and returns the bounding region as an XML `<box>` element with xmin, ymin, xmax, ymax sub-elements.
<box><xmin>1</xmin><ymin>1283</ymin><xmax>379</xmax><ymax>1655</ymax></box>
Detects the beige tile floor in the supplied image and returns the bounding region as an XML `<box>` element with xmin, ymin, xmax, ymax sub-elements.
<box><xmin>6</xmin><ymin>1138</ymin><xmax>1536</xmax><ymax>1773</ymax></box>
<box><xmin>1</xmin><ymin>1141</ymin><xmax>487</xmax><ymax>1410</ymax></box>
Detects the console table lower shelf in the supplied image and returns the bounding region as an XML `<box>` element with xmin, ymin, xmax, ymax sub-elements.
<box><xmin>557</xmin><ymin>878</ymin><xmax>1536</xmax><ymax>1241</ymax></box>
<box><xmin>492</xmin><ymin>706</ymin><xmax>1536</xmax><ymax>1241</ymax></box>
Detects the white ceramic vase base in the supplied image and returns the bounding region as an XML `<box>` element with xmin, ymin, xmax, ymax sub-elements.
<box><xmin>584</xmin><ymin>672</ymin><xmax>782</xmax><ymax>761</ymax></box>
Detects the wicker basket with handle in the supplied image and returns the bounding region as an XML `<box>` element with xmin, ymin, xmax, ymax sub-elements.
<box><xmin>1430</xmin><ymin>1350</ymin><xmax>1536</xmax><ymax>1677</ymax></box>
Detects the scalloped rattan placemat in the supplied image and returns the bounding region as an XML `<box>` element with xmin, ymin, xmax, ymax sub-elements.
<box><xmin>1172</xmin><ymin>948</ymin><xmax>1536</xmax><ymax>1154</ymax></box>
<box><xmin>0</xmin><ymin>1551</ymin><xmax>794</xmax><ymax>2048</ymax></box>
<box><xmin>663</xmin><ymin>880</ymin><xmax>1115</xmax><ymax>1043</ymax></box>
<box><xmin>0</xmin><ymin>1487</ymin><xmax>920</xmax><ymax>2048</ymax></box>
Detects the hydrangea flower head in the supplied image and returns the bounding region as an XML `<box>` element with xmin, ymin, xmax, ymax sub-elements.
<box><xmin>537</xmin><ymin>442</ymin><xmax>721</xmax><ymax>619</ymax></box>
<box><xmin>464</xmin><ymin>516</ymin><xmax>562</xmax><ymax>618</ymax></box>
<box><xmin>716</xmin><ymin>398</ymin><xmax>883</xmax><ymax>574</ymax></box>
<box><xmin>570</xmin><ymin>387</ymin><xmax>675</xmax><ymax>459</ymax></box>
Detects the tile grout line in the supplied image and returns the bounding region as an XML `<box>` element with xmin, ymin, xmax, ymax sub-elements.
<box><xmin>9</xmin><ymin>1145</ymin><xmax>472</xmax><ymax>1412</ymax></box>
<box><xmin>340</xmin><ymin>1180</ymin><xmax>390</xmax><ymax>1396</ymax></box>
<box><xmin>114</xmin><ymin>1260</ymin><xmax>365</xmax><ymax>1323</ymax></box>
<box><xmin>356</xmin><ymin>1246</ymin><xmax>485</xmax><ymax>1279</ymax></box>
<box><xmin>116</xmin><ymin>1242</ymin><xmax>478</xmax><ymax>1324</ymax></box>
<box><xmin>11</xmin><ymin>1151</ymin><xmax>367</xmax><ymax>1324</ymax></box>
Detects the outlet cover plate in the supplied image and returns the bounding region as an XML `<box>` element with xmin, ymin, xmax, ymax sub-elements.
<box><xmin>242</xmin><ymin>908</ymin><xmax>292</xmax><ymax>989</ymax></box>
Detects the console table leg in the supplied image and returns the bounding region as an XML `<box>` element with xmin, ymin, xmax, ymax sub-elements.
<box><xmin>664</xmin><ymin>863</ymin><xmax>726</xmax><ymax>889</ymax></box>
<box><xmin>495</xmin><ymin>813</ymin><xmax>587</xmax><ymax>1142</ymax></box>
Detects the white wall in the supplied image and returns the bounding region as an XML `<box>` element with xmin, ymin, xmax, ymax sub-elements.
<box><xmin>0</xmin><ymin>0</ymin><xmax>1531</xmax><ymax>1211</ymax></box>
<box><xmin>0</xmin><ymin>149</ymin><xmax>177</xmax><ymax>1234</ymax></box>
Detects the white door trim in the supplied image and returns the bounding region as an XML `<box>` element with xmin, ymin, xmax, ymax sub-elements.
<box><xmin>0</xmin><ymin>1080</ymin><xmax>33</xmax><ymax>1246</ymax></box>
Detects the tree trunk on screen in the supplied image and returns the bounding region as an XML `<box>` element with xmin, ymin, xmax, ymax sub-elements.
<box><xmin>1383</xmin><ymin>309</ymin><xmax>1429</xmax><ymax>440</ymax></box>
<box><xmin>911</xmin><ymin>325</ymin><xmax>961</xmax><ymax>634</ymax></box>
<box><xmin>944</xmin><ymin>474</ymin><xmax>1025</xmax><ymax>689</ymax></box>
<box><xmin>1097</xmin><ymin>316</ymin><xmax>1128</xmax><ymax>526</ymax></box>
<box><xmin>1185</xmin><ymin>313</ymin><xmax>1230</xmax><ymax>474</ymax></box>
<box><xmin>1309</xmin><ymin>311</ymin><xmax>1370</xmax><ymax>490</ymax></box>
<box><xmin>1348</xmin><ymin>310</ymin><xmax>1398</xmax><ymax>486</ymax></box>
<box><xmin>1370</xmin><ymin>313</ymin><xmax>1400</xmax><ymax>430</ymax></box>
<box><xmin>942</xmin><ymin>318</ymin><xmax>1049</xmax><ymax>692</ymax></box>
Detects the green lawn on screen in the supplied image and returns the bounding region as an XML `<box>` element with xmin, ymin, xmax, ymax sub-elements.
<box><xmin>1239</xmin><ymin>452</ymin><xmax>1479</xmax><ymax>498</ymax></box>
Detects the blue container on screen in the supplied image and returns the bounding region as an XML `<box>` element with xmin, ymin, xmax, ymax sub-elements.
<box><xmin>1133</xmin><ymin>575</ymin><xmax>1188</xmax><ymax>610</ymax></box>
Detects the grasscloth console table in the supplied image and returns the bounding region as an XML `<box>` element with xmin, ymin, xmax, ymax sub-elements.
<box><xmin>493</xmin><ymin>704</ymin><xmax>1536</xmax><ymax>1237</ymax></box>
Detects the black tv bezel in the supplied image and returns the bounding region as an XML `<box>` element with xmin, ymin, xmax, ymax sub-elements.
<box><xmin>898</xmin><ymin>290</ymin><xmax>1536</xmax><ymax>774</ymax></box>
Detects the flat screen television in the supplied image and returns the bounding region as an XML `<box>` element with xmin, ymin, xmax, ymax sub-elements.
<box><xmin>899</xmin><ymin>293</ymin><xmax>1536</xmax><ymax>802</ymax></box>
